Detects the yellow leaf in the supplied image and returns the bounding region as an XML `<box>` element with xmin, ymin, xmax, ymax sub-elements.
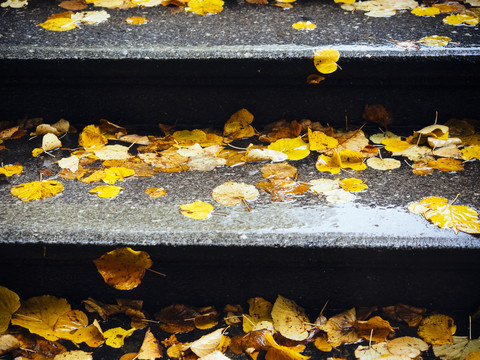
<box><xmin>264</xmin><ymin>332</ymin><xmax>310</xmax><ymax>360</ymax></box>
<box><xmin>11</xmin><ymin>180</ymin><xmax>63</xmax><ymax>202</ymax></box>
<box><xmin>138</xmin><ymin>328</ymin><xmax>162</xmax><ymax>360</ymax></box>
<box><xmin>179</xmin><ymin>200</ymin><xmax>214</xmax><ymax>219</ymax></box>
<box><xmin>125</xmin><ymin>16</ymin><xmax>147</xmax><ymax>24</ymax></box>
<box><xmin>104</xmin><ymin>327</ymin><xmax>135</xmax><ymax>348</ymax></box>
<box><xmin>102</xmin><ymin>167</ymin><xmax>136</xmax><ymax>184</ymax></box>
<box><xmin>461</xmin><ymin>145</ymin><xmax>480</xmax><ymax>160</ymax></box>
<box><xmin>306</xmin><ymin>74</ymin><xmax>326</xmax><ymax>84</ymax></box>
<box><xmin>0</xmin><ymin>286</ymin><xmax>20</xmax><ymax>333</ymax></box>
<box><xmin>387</xmin><ymin>336</ymin><xmax>429</xmax><ymax>358</ymax></box>
<box><xmin>268</xmin><ymin>136</ymin><xmax>310</xmax><ymax>160</ymax></box>
<box><xmin>443</xmin><ymin>14</ymin><xmax>479</xmax><ymax>26</ymax></box>
<box><xmin>79</xmin><ymin>125</ymin><xmax>108</xmax><ymax>149</ymax></box>
<box><xmin>366</xmin><ymin>157</ymin><xmax>401</xmax><ymax>170</ymax></box>
<box><xmin>314</xmin><ymin>48</ymin><xmax>340</xmax><ymax>74</ymax></box>
<box><xmin>173</xmin><ymin>129</ymin><xmax>207</xmax><ymax>146</ymax></box>
<box><xmin>53</xmin><ymin>310</ymin><xmax>104</xmax><ymax>347</ymax></box>
<box><xmin>356</xmin><ymin>316</ymin><xmax>393</xmax><ymax>343</ymax></box>
<box><xmin>467</xmin><ymin>352</ymin><xmax>480</xmax><ymax>360</ymax></box>
<box><xmin>382</xmin><ymin>138</ymin><xmax>411</xmax><ymax>152</ymax></box>
<box><xmin>11</xmin><ymin>295</ymin><xmax>71</xmax><ymax>341</ymax></box>
<box><xmin>223</xmin><ymin>108</ymin><xmax>255</xmax><ymax>142</ymax></box>
<box><xmin>184</xmin><ymin>328</ymin><xmax>225</xmax><ymax>357</ymax></box>
<box><xmin>334</xmin><ymin>0</ymin><xmax>355</xmax><ymax>3</ymax></box>
<box><xmin>0</xmin><ymin>163</ymin><xmax>23</xmax><ymax>177</ymax></box>
<box><xmin>408</xmin><ymin>197</ymin><xmax>480</xmax><ymax>234</ymax></box>
<box><xmin>243</xmin><ymin>297</ymin><xmax>273</xmax><ymax>333</ymax></box>
<box><xmin>39</xmin><ymin>12</ymin><xmax>77</xmax><ymax>31</ymax></box>
<box><xmin>434</xmin><ymin>337</ymin><xmax>480</xmax><ymax>360</ymax></box>
<box><xmin>145</xmin><ymin>187</ymin><xmax>167</xmax><ymax>198</ymax></box>
<box><xmin>323</xmin><ymin>308</ymin><xmax>360</xmax><ymax>345</ymax></box>
<box><xmin>339</xmin><ymin>149</ymin><xmax>366</xmax><ymax>171</ymax></box>
<box><xmin>292</xmin><ymin>21</ymin><xmax>316</xmax><ymax>30</ymax></box>
<box><xmin>53</xmin><ymin>350</ymin><xmax>93</xmax><ymax>360</ymax></box>
<box><xmin>271</xmin><ymin>295</ymin><xmax>312</xmax><ymax>342</ymax></box>
<box><xmin>89</xmin><ymin>184</ymin><xmax>124</xmax><ymax>198</ymax></box>
<box><xmin>339</xmin><ymin>178</ymin><xmax>368</xmax><ymax>192</ymax></box>
<box><xmin>32</xmin><ymin>147</ymin><xmax>45</xmax><ymax>157</ymax></box>
<box><xmin>185</xmin><ymin>0</ymin><xmax>223</xmax><ymax>15</ymax></box>
<box><xmin>308</xmin><ymin>128</ymin><xmax>338</xmax><ymax>151</ymax></box>
<box><xmin>411</xmin><ymin>6</ymin><xmax>439</xmax><ymax>16</ymax></box>
<box><xmin>418</xmin><ymin>314</ymin><xmax>456</xmax><ymax>345</ymax></box>
<box><xmin>94</xmin><ymin>145</ymin><xmax>132</xmax><ymax>161</ymax></box>
<box><xmin>419</xmin><ymin>35</ymin><xmax>452</xmax><ymax>47</ymax></box>
<box><xmin>316</xmin><ymin>151</ymin><xmax>341</xmax><ymax>174</ymax></box>
<box><xmin>212</xmin><ymin>180</ymin><xmax>259</xmax><ymax>206</ymax></box>
<box><xmin>428</xmin><ymin>158</ymin><xmax>464</xmax><ymax>172</ymax></box>
<box><xmin>42</xmin><ymin>133</ymin><xmax>62</xmax><ymax>152</ymax></box>
<box><xmin>93</xmin><ymin>247</ymin><xmax>153</xmax><ymax>290</ymax></box>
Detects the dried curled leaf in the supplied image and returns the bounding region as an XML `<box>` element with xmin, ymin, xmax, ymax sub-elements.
<box><xmin>322</xmin><ymin>308</ymin><xmax>359</xmax><ymax>345</ymax></box>
<box><xmin>223</xmin><ymin>109</ymin><xmax>255</xmax><ymax>142</ymax></box>
<box><xmin>93</xmin><ymin>247</ymin><xmax>153</xmax><ymax>290</ymax></box>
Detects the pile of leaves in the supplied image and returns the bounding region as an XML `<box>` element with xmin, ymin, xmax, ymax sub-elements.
<box><xmin>1</xmin><ymin>105</ymin><xmax>480</xmax><ymax>234</ymax></box>
<box><xmin>1</xmin><ymin>247</ymin><xmax>480</xmax><ymax>360</ymax></box>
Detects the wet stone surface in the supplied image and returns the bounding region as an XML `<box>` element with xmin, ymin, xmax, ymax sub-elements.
<box><xmin>0</xmin><ymin>133</ymin><xmax>479</xmax><ymax>249</ymax></box>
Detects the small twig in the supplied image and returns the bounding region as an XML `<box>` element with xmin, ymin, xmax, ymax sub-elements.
<box><xmin>146</xmin><ymin>268</ymin><xmax>167</xmax><ymax>277</ymax></box>
<box><xmin>211</xmin><ymin>212</ymin><xmax>228</xmax><ymax>217</ymax></box>
<box><xmin>242</xmin><ymin>314</ymin><xmax>255</xmax><ymax>326</ymax></box>
<box><xmin>469</xmin><ymin>316</ymin><xmax>472</xmax><ymax>340</ymax></box>
<box><xmin>140</xmin><ymin>319</ymin><xmax>161</xmax><ymax>324</ymax></box>
<box><xmin>242</xmin><ymin>198</ymin><xmax>251</xmax><ymax>212</ymax></box>
<box><xmin>434</xmin><ymin>111</ymin><xmax>438</xmax><ymax>125</ymax></box>
<box><xmin>320</xmin><ymin>299</ymin><xmax>329</xmax><ymax>315</ymax></box>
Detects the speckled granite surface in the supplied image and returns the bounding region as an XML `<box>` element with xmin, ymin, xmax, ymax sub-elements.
<box><xmin>0</xmin><ymin>0</ymin><xmax>479</xmax><ymax>60</ymax></box>
<box><xmin>1</xmin><ymin>134</ymin><xmax>479</xmax><ymax>249</ymax></box>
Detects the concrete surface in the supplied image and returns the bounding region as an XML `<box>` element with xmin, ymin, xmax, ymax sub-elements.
<box><xmin>1</xmin><ymin>0</ymin><xmax>479</xmax><ymax>60</ymax></box>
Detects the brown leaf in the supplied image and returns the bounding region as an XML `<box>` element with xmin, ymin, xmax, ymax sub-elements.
<box><xmin>154</xmin><ymin>305</ymin><xmax>198</xmax><ymax>333</ymax></box>
<box><xmin>256</xmin><ymin>179</ymin><xmax>309</xmax><ymax>202</ymax></box>
<box><xmin>356</xmin><ymin>316</ymin><xmax>394</xmax><ymax>343</ymax></box>
<box><xmin>259</xmin><ymin>120</ymin><xmax>302</xmax><ymax>143</ymax></box>
<box><xmin>230</xmin><ymin>330</ymin><xmax>269</xmax><ymax>354</ymax></box>
<box><xmin>362</xmin><ymin>105</ymin><xmax>393</xmax><ymax>130</ymax></box>
<box><xmin>260</xmin><ymin>162</ymin><xmax>298</xmax><ymax>180</ymax></box>
<box><xmin>322</xmin><ymin>308</ymin><xmax>360</xmax><ymax>345</ymax></box>
<box><xmin>245</xmin><ymin>0</ymin><xmax>267</xmax><ymax>4</ymax></box>
<box><xmin>58</xmin><ymin>0</ymin><xmax>87</xmax><ymax>11</ymax></box>
<box><xmin>412</xmin><ymin>162</ymin><xmax>434</xmax><ymax>176</ymax></box>
<box><xmin>382</xmin><ymin>304</ymin><xmax>426</xmax><ymax>327</ymax></box>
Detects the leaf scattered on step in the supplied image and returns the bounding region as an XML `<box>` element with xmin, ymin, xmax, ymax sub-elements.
<box><xmin>314</xmin><ymin>48</ymin><xmax>340</xmax><ymax>74</ymax></box>
<box><xmin>89</xmin><ymin>185</ymin><xmax>124</xmax><ymax>197</ymax></box>
<box><xmin>11</xmin><ymin>180</ymin><xmax>64</xmax><ymax>202</ymax></box>
<box><xmin>179</xmin><ymin>200</ymin><xmax>214</xmax><ymax>219</ymax></box>
<box><xmin>418</xmin><ymin>314</ymin><xmax>456</xmax><ymax>345</ymax></box>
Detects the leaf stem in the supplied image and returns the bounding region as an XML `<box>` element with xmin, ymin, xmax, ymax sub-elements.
<box><xmin>242</xmin><ymin>198</ymin><xmax>251</xmax><ymax>212</ymax></box>
<box><xmin>146</xmin><ymin>268</ymin><xmax>167</xmax><ymax>277</ymax></box>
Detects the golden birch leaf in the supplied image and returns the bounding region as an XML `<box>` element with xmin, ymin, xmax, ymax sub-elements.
<box><xmin>268</xmin><ymin>136</ymin><xmax>310</xmax><ymax>160</ymax></box>
<box><xmin>104</xmin><ymin>327</ymin><xmax>136</xmax><ymax>348</ymax></box>
<box><xmin>415</xmin><ymin>124</ymin><xmax>449</xmax><ymax>140</ymax></box>
<box><xmin>316</xmin><ymin>151</ymin><xmax>342</xmax><ymax>174</ymax></box>
<box><xmin>355</xmin><ymin>342</ymin><xmax>391</xmax><ymax>360</ymax></box>
<box><xmin>53</xmin><ymin>350</ymin><xmax>93</xmax><ymax>360</ymax></box>
<box><xmin>11</xmin><ymin>295</ymin><xmax>71</xmax><ymax>341</ymax></box>
<box><xmin>313</xmin><ymin>334</ymin><xmax>336</xmax><ymax>352</ymax></box>
<box><xmin>68</xmin><ymin>320</ymin><xmax>105</xmax><ymax>347</ymax></box>
<box><xmin>212</xmin><ymin>181</ymin><xmax>259</xmax><ymax>206</ymax></box>
<box><xmin>243</xmin><ymin>297</ymin><xmax>273</xmax><ymax>333</ymax></box>
<box><xmin>42</xmin><ymin>133</ymin><xmax>62</xmax><ymax>152</ymax></box>
<box><xmin>325</xmin><ymin>188</ymin><xmax>356</xmax><ymax>203</ymax></box>
<box><xmin>126</xmin><ymin>16</ymin><xmax>148</xmax><ymax>24</ymax></box>
<box><xmin>11</xmin><ymin>180</ymin><xmax>63</xmax><ymax>202</ymax></box>
<box><xmin>102</xmin><ymin>167</ymin><xmax>135</xmax><ymax>184</ymax></box>
<box><xmin>264</xmin><ymin>332</ymin><xmax>310</xmax><ymax>360</ymax></box>
<box><xmin>382</xmin><ymin>138</ymin><xmax>411</xmax><ymax>152</ymax></box>
<box><xmin>185</xmin><ymin>0</ymin><xmax>224</xmax><ymax>15</ymax></box>
<box><xmin>334</xmin><ymin>0</ymin><xmax>355</xmax><ymax>3</ymax></box>
<box><xmin>292</xmin><ymin>21</ymin><xmax>316</xmax><ymax>30</ymax></box>
<box><xmin>53</xmin><ymin>310</ymin><xmax>89</xmax><ymax>340</ymax></box>
<box><xmin>467</xmin><ymin>353</ymin><xmax>480</xmax><ymax>360</ymax></box>
<box><xmin>256</xmin><ymin>179</ymin><xmax>309</xmax><ymax>202</ymax></box>
<box><xmin>419</xmin><ymin>35</ymin><xmax>452</xmax><ymax>47</ymax></box>
<box><xmin>366</xmin><ymin>157</ymin><xmax>401</xmax><ymax>170</ymax></box>
<box><xmin>427</xmin><ymin>158</ymin><xmax>464</xmax><ymax>172</ymax></box>
<box><xmin>323</xmin><ymin>308</ymin><xmax>359</xmax><ymax>344</ymax></box>
<box><xmin>79</xmin><ymin>125</ymin><xmax>108</xmax><ymax>149</ymax></box>
<box><xmin>94</xmin><ymin>145</ymin><xmax>132</xmax><ymax>161</ymax></box>
<box><xmin>0</xmin><ymin>334</ymin><xmax>20</xmax><ymax>355</ymax></box>
<box><xmin>89</xmin><ymin>185</ymin><xmax>124</xmax><ymax>198</ymax></box>
<box><xmin>418</xmin><ymin>314</ymin><xmax>456</xmax><ymax>345</ymax></box>
<box><xmin>339</xmin><ymin>149</ymin><xmax>367</xmax><ymax>171</ymax></box>
<box><xmin>314</xmin><ymin>49</ymin><xmax>340</xmax><ymax>74</ymax></box>
<box><xmin>199</xmin><ymin>350</ymin><xmax>232</xmax><ymax>360</ymax></box>
<box><xmin>443</xmin><ymin>14</ymin><xmax>479</xmax><ymax>26</ymax></box>
<box><xmin>173</xmin><ymin>129</ymin><xmax>207</xmax><ymax>146</ymax></box>
<box><xmin>138</xmin><ymin>328</ymin><xmax>162</xmax><ymax>360</ymax></box>
<box><xmin>261</xmin><ymin>162</ymin><xmax>298</xmax><ymax>180</ymax></box>
<box><xmin>309</xmin><ymin>178</ymin><xmax>339</xmax><ymax>194</ymax></box>
<box><xmin>387</xmin><ymin>336</ymin><xmax>429</xmax><ymax>358</ymax></box>
<box><xmin>39</xmin><ymin>14</ymin><xmax>77</xmax><ymax>31</ymax></box>
<box><xmin>145</xmin><ymin>187</ymin><xmax>167</xmax><ymax>198</ymax></box>
<box><xmin>461</xmin><ymin>145</ymin><xmax>480</xmax><ymax>160</ymax></box>
<box><xmin>356</xmin><ymin>316</ymin><xmax>393</xmax><ymax>343</ymax></box>
<box><xmin>93</xmin><ymin>247</ymin><xmax>153</xmax><ymax>290</ymax></box>
<box><xmin>58</xmin><ymin>155</ymin><xmax>79</xmax><ymax>173</ymax></box>
<box><xmin>369</xmin><ymin>131</ymin><xmax>400</xmax><ymax>144</ymax></box>
<box><xmin>308</xmin><ymin>128</ymin><xmax>338</xmax><ymax>151</ymax></box>
<box><xmin>339</xmin><ymin>178</ymin><xmax>368</xmax><ymax>192</ymax></box>
<box><xmin>155</xmin><ymin>304</ymin><xmax>197</xmax><ymax>334</ymax></box>
<box><xmin>184</xmin><ymin>328</ymin><xmax>225</xmax><ymax>358</ymax></box>
<box><xmin>179</xmin><ymin>200</ymin><xmax>214</xmax><ymax>220</ymax></box>
<box><xmin>0</xmin><ymin>286</ymin><xmax>20</xmax><ymax>333</ymax></box>
<box><xmin>0</xmin><ymin>164</ymin><xmax>23</xmax><ymax>177</ymax></box>
<box><xmin>411</xmin><ymin>6</ymin><xmax>439</xmax><ymax>16</ymax></box>
<box><xmin>223</xmin><ymin>109</ymin><xmax>255</xmax><ymax>142</ymax></box>
<box><xmin>434</xmin><ymin>337</ymin><xmax>480</xmax><ymax>360</ymax></box>
<box><xmin>271</xmin><ymin>295</ymin><xmax>312</xmax><ymax>342</ymax></box>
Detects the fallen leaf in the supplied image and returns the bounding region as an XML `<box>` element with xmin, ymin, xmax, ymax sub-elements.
<box><xmin>467</xmin><ymin>353</ymin><xmax>480</xmax><ymax>360</ymax></box>
<box><xmin>39</xmin><ymin>12</ymin><xmax>77</xmax><ymax>31</ymax></box>
<box><xmin>340</xmin><ymin>0</ymin><xmax>418</xmax><ymax>17</ymax></box>
<box><xmin>392</xmin><ymin>145</ymin><xmax>431</xmax><ymax>161</ymax></box>
<box><xmin>185</xmin><ymin>0</ymin><xmax>223</xmax><ymax>15</ymax></box>
<box><xmin>339</xmin><ymin>178</ymin><xmax>368</xmax><ymax>192</ymax></box>
<box><xmin>271</xmin><ymin>295</ymin><xmax>312</xmax><ymax>342</ymax></box>
<box><xmin>256</xmin><ymin>179</ymin><xmax>309</xmax><ymax>202</ymax></box>
<box><xmin>261</xmin><ymin>162</ymin><xmax>298</xmax><ymax>180</ymax></box>
<box><xmin>314</xmin><ymin>49</ymin><xmax>340</xmax><ymax>74</ymax></box>
<box><xmin>418</xmin><ymin>314</ymin><xmax>456</xmax><ymax>345</ymax></box>
<box><xmin>362</xmin><ymin>105</ymin><xmax>393</xmax><ymax>130</ymax></box>
<box><xmin>428</xmin><ymin>137</ymin><xmax>462</xmax><ymax>148</ymax></box>
<box><xmin>354</xmin><ymin>342</ymin><xmax>390</xmax><ymax>360</ymax></box>
<box><xmin>184</xmin><ymin>328</ymin><xmax>225</xmax><ymax>357</ymax></box>
<box><xmin>137</xmin><ymin>328</ymin><xmax>162</xmax><ymax>360</ymax></box>
<box><xmin>382</xmin><ymin>138</ymin><xmax>411</xmax><ymax>152</ymax></box>
<box><xmin>322</xmin><ymin>308</ymin><xmax>360</xmax><ymax>345</ymax></box>
<box><xmin>244</xmin><ymin>146</ymin><xmax>288</xmax><ymax>163</ymax></box>
<box><xmin>58</xmin><ymin>156</ymin><xmax>79</xmax><ymax>173</ymax></box>
<box><xmin>155</xmin><ymin>304</ymin><xmax>197</xmax><ymax>333</ymax></box>
<box><xmin>268</xmin><ymin>136</ymin><xmax>310</xmax><ymax>161</ymax></box>
<box><xmin>356</xmin><ymin>316</ymin><xmax>393</xmax><ymax>343</ymax></box>
<box><xmin>443</xmin><ymin>14</ymin><xmax>479</xmax><ymax>26</ymax></box>
<box><xmin>313</xmin><ymin>333</ymin><xmax>338</xmax><ymax>352</ymax></box>
<box><xmin>145</xmin><ymin>187</ymin><xmax>167</xmax><ymax>198</ymax></box>
<box><xmin>308</xmin><ymin>128</ymin><xmax>338</xmax><ymax>151</ymax></box>
<box><xmin>179</xmin><ymin>200</ymin><xmax>214</xmax><ymax>219</ymax></box>
<box><xmin>11</xmin><ymin>180</ymin><xmax>64</xmax><ymax>202</ymax></box>
<box><xmin>336</xmin><ymin>129</ymin><xmax>369</xmax><ymax>153</ymax></box>
<box><xmin>89</xmin><ymin>185</ymin><xmax>124</xmax><ymax>198</ymax></box>
<box><xmin>433</xmin><ymin>2</ymin><xmax>466</xmax><ymax>13</ymax></box>
<box><xmin>411</xmin><ymin>6</ymin><xmax>440</xmax><ymax>16</ymax></box>
<box><xmin>461</xmin><ymin>145</ymin><xmax>480</xmax><ymax>160</ymax></box>
<box><xmin>79</xmin><ymin>125</ymin><xmax>108</xmax><ymax>149</ymax></box>
<box><xmin>264</xmin><ymin>332</ymin><xmax>310</xmax><ymax>360</ymax></box>
<box><xmin>71</xmin><ymin>10</ymin><xmax>110</xmax><ymax>24</ymax></box>
<box><xmin>93</xmin><ymin>247</ymin><xmax>153</xmax><ymax>290</ymax></box>
<box><xmin>11</xmin><ymin>295</ymin><xmax>71</xmax><ymax>341</ymax></box>
<box><xmin>1</xmin><ymin>0</ymin><xmax>27</xmax><ymax>7</ymax></box>
<box><xmin>243</xmin><ymin>297</ymin><xmax>273</xmax><ymax>333</ymax></box>
<box><xmin>58</xmin><ymin>0</ymin><xmax>88</xmax><ymax>10</ymax></box>
<box><xmin>431</xmin><ymin>145</ymin><xmax>460</xmax><ymax>159</ymax></box>
<box><xmin>419</xmin><ymin>35</ymin><xmax>452</xmax><ymax>46</ymax></box>
<box><xmin>126</xmin><ymin>16</ymin><xmax>148</xmax><ymax>24</ymax></box>
<box><xmin>194</xmin><ymin>308</ymin><xmax>219</xmax><ymax>330</ymax></box>
<box><xmin>43</xmin><ymin>133</ymin><xmax>62</xmax><ymax>152</ymax></box>
<box><xmin>0</xmin><ymin>286</ymin><xmax>20</xmax><ymax>333</ymax></box>
<box><xmin>366</xmin><ymin>157</ymin><xmax>401</xmax><ymax>170</ymax></box>
<box><xmin>427</xmin><ymin>158</ymin><xmax>464</xmax><ymax>172</ymax></box>
<box><xmin>0</xmin><ymin>334</ymin><xmax>20</xmax><ymax>356</ymax></box>
<box><xmin>223</xmin><ymin>110</ymin><xmax>255</xmax><ymax>142</ymax></box>
<box><xmin>212</xmin><ymin>181</ymin><xmax>259</xmax><ymax>206</ymax></box>
<box><xmin>53</xmin><ymin>350</ymin><xmax>93</xmax><ymax>360</ymax></box>
<box><xmin>387</xmin><ymin>336</ymin><xmax>429</xmax><ymax>358</ymax></box>
<box><xmin>104</xmin><ymin>327</ymin><xmax>136</xmax><ymax>348</ymax></box>
<box><xmin>292</xmin><ymin>21</ymin><xmax>316</xmax><ymax>30</ymax></box>
<box><xmin>382</xmin><ymin>304</ymin><xmax>426</xmax><ymax>327</ymax></box>
<box><xmin>0</xmin><ymin>164</ymin><xmax>23</xmax><ymax>177</ymax></box>
<box><xmin>394</xmin><ymin>40</ymin><xmax>420</xmax><ymax>51</ymax></box>
<box><xmin>433</xmin><ymin>337</ymin><xmax>480</xmax><ymax>360</ymax></box>
<box><xmin>94</xmin><ymin>145</ymin><xmax>132</xmax><ymax>161</ymax></box>
<box><xmin>199</xmin><ymin>350</ymin><xmax>232</xmax><ymax>360</ymax></box>
<box><xmin>306</xmin><ymin>74</ymin><xmax>326</xmax><ymax>84</ymax></box>
<box><xmin>309</xmin><ymin>178</ymin><xmax>339</xmax><ymax>194</ymax></box>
